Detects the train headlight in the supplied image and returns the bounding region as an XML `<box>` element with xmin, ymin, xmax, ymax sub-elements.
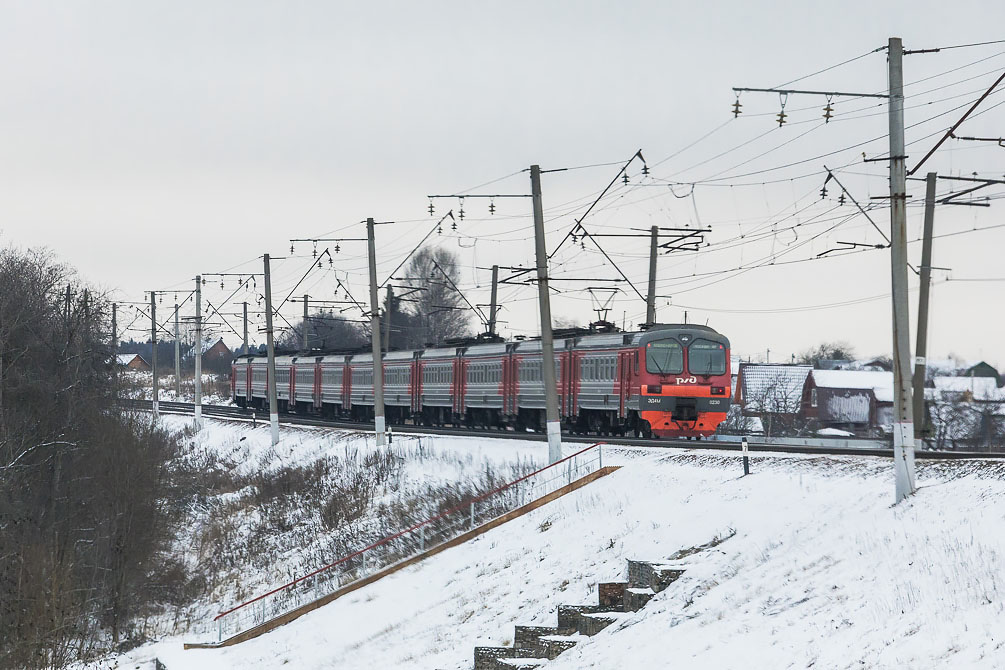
<box><xmin>646</xmin><ymin>384</ymin><xmax>662</xmax><ymax>394</ymax></box>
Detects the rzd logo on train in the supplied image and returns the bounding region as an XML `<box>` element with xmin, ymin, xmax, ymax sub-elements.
<box><xmin>675</xmin><ymin>376</ymin><xmax>697</xmax><ymax>384</ymax></box>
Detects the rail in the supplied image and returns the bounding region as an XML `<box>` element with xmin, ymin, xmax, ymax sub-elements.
<box><xmin>204</xmin><ymin>441</ymin><xmax>605</xmax><ymax>642</ymax></box>
<box><xmin>123</xmin><ymin>399</ymin><xmax>1005</xmax><ymax>460</ymax></box>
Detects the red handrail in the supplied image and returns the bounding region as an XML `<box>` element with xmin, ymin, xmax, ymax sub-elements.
<box><xmin>214</xmin><ymin>441</ymin><xmax>604</xmax><ymax>620</ymax></box>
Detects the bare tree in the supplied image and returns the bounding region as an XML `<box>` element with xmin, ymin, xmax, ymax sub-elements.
<box><xmin>276</xmin><ymin>309</ymin><xmax>367</xmax><ymax>352</ymax></box>
<box><xmin>0</xmin><ymin>246</ymin><xmax>182</xmax><ymax>669</ymax></box>
<box><xmin>797</xmin><ymin>341</ymin><xmax>856</xmax><ymax>366</ymax></box>
<box><xmin>741</xmin><ymin>370</ymin><xmax>809</xmax><ymax>438</ymax></box>
<box><xmin>397</xmin><ymin>247</ymin><xmax>473</xmax><ymax>348</ymax></box>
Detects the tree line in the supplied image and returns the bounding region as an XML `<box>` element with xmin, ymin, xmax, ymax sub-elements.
<box><xmin>0</xmin><ymin>247</ymin><xmax>186</xmax><ymax>669</ymax></box>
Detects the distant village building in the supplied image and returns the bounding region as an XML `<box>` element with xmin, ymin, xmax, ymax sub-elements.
<box><xmin>735</xmin><ymin>364</ymin><xmax>812</xmax><ymax>415</ymax></box>
<box><xmin>932</xmin><ymin>376</ymin><xmax>1005</xmax><ymax>403</ymax></box>
<box><xmin>802</xmin><ymin>370</ymin><xmax>893</xmax><ymax>435</ymax></box>
<box><xmin>200</xmin><ymin>337</ymin><xmax>235</xmax><ymax>376</ymax></box>
<box><xmin>202</xmin><ymin>338</ymin><xmax>231</xmax><ymax>363</ymax></box>
<box><xmin>116</xmin><ymin>353</ymin><xmax>150</xmax><ymax>371</ymax></box>
<box><xmin>962</xmin><ymin>361</ymin><xmax>1000</xmax><ymax>384</ymax></box>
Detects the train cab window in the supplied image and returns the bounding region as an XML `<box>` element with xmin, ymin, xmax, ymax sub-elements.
<box><xmin>645</xmin><ymin>339</ymin><xmax>684</xmax><ymax>375</ymax></box>
<box><xmin>687</xmin><ymin>339</ymin><xmax>727</xmax><ymax>376</ymax></box>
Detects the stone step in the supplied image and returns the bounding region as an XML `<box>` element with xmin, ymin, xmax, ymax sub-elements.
<box><xmin>627</xmin><ymin>560</ymin><xmax>686</xmax><ymax>592</ymax></box>
<box><xmin>474</xmin><ymin>646</ymin><xmax>514</xmax><ymax>670</ymax></box>
<box><xmin>597</xmin><ymin>582</ymin><xmax>627</xmax><ymax>612</ymax></box>
<box><xmin>493</xmin><ymin>658</ymin><xmax>547</xmax><ymax>669</ymax></box>
<box><xmin>556</xmin><ymin>604</ymin><xmax>598</xmax><ymax>634</ymax></box>
<box><xmin>513</xmin><ymin>625</ymin><xmax>558</xmax><ymax>657</ymax></box>
<box><xmin>624</xmin><ymin>587</ymin><xmax>655</xmax><ymax>612</ymax></box>
<box><xmin>539</xmin><ymin>634</ymin><xmax>581</xmax><ymax>659</ymax></box>
<box><xmin>576</xmin><ymin>611</ymin><xmax>622</xmax><ymax>636</ymax></box>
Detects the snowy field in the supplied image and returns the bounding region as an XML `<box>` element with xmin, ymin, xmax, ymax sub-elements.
<box><xmin>105</xmin><ymin>416</ymin><xmax>551</xmax><ymax>645</ymax></box>
<box><xmin>120</xmin><ymin>370</ymin><xmax>234</xmax><ymax>405</ymax></box>
<box><xmin>94</xmin><ymin>420</ymin><xmax>1005</xmax><ymax>669</ymax></box>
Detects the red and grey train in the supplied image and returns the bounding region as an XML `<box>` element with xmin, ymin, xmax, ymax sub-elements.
<box><xmin>232</xmin><ymin>324</ymin><xmax>731</xmax><ymax>439</ymax></box>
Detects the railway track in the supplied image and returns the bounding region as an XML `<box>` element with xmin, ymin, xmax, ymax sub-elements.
<box><xmin>119</xmin><ymin>398</ymin><xmax>1005</xmax><ymax>461</ymax></box>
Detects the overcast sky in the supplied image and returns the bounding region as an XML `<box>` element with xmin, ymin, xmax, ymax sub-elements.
<box><xmin>2</xmin><ymin>1</ymin><xmax>1004</xmax><ymax>367</ymax></box>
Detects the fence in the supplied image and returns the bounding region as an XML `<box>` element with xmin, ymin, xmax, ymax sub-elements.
<box><xmin>205</xmin><ymin>442</ymin><xmax>605</xmax><ymax>642</ymax></box>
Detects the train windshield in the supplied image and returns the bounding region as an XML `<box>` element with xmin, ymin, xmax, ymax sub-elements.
<box><xmin>687</xmin><ymin>339</ymin><xmax>727</xmax><ymax>376</ymax></box>
<box><xmin>645</xmin><ymin>339</ymin><xmax>684</xmax><ymax>375</ymax></box>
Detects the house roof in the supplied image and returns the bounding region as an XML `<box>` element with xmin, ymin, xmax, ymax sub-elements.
<box><xmin>116</xmin><ymin>353</ymin><xmax>146</xmax><ymax>365</ymax></box>
<box><xmin>810</xmin><ymin>370</ymin><xmax>893</xmax><ymax>403</ymax></box>
<box><xmin>933</xmin><ymin>375</ymin><xmax>1005</xmax><ymax>401</ymax></box>
<box><xmin>737</xmin><ymin>364</ymin><xmax>811</xmax><ymax>413</ymax></box>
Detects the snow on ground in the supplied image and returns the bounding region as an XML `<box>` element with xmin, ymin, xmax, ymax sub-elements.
<box><xmin>100</xmin><ymin>433</ymin><xmax>1005</xmax><ymax>670</ymax></box>
<box><xmin>124</xmin><ymin>416</ymin><xmax>550</xmax><ymax>641</ymax></box>
<box><xmin>122</xmin><ymin>370</ymin><xmax>234</xmax><ymax>405</ymax></box>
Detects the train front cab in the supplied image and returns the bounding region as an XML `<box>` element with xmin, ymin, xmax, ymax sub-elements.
<box><xmin>636</xmin><ymin>325</ymin><xmax>731</xmax><ymax>438</ymax></box>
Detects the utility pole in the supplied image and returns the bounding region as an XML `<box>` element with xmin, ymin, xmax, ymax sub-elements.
<box><xmin>150</xmin><ymin>292</ymin><xmax>158</xmax><ymax>419</ymax></box>
<box><xmin>888</xmin><ymin>36</ymin><xmax>917</xmax><ymax>502</ymax></box>
<box><xmin>488</xmin><ymin>264</ymin><xmax>499</xmax><ymax>336</ymax></box>
<box><xmin>194</xmin><ymin>277</ymin><xmax>203</xmax><ymax>430</ymax></box>
<box><xmin>242</xmin><ymin>301</ymin><xmax>249</xmax><ymax>355</ymax></box>
<box><xmin>173</xmin><ymin>302</ymin><xmax>181</xmax><ymax>396</ymax></box>
<box><xmin>531</xmin><ymin>165</ymin><xmax>562</xmax><ymax>463</ymax></box>
<box><xmin>302</xmin><ymin>293</ymin><xmax>309</xmax><ymax>352</ymax></box>
<box><xmin>384</xmin><ymin>285</ymin><xmax>393</xmax><ymax>352</ymax></box>
<box><xmin>646</xmin><ymin>225</ymin><xmax>658</xmax><ymax>327</ymax></box>
<box><xmin>366</xmin><ymin>218</ymin><xmax>387</xmax><ymax>446</ymax></box>
<box><xmin>110</xmin><ymin>302</ymin><xmax>117</xmax><ymax>392</ymax></box>
<box><xmin>913</xmin><ymin>172</ymin><xmax>937</xmax><ymax>442</ymax></box>
<box><xmin>263</xmin><ymin>258</ymin><xmax>280</xmax><ymax>445</ymax></box>
<box><xmin>732</xmin><ymin>37</ymin><xmax>918</xmax><ymax>502</ymax></box>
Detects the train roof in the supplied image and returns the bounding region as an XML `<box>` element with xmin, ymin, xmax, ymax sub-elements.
<box><xmin>574</xmin><ymin>332</ymin><xmax>637</xmax><ymax>349</ymax></box>
<box><xmin>233</xmin><ymin>322</ymin><xmax>729</xmax><ymax>365</ymax></box>
<box><xmin>637</xmin><ymin>324</ymin><xmax>729</xmax><ymax>348</ymax></box>
<box><xmin>420</xmin><ymin>346</ymin><xmax>458</xmax><ymax>359</ymax></box>
<box><xmin>463</xmin><ymin>342</ymin><xmax>508</xmax><ymax>357</ymax></box>
<box><xmin>511</xmin><ymin>338</ymin><xmax>571</xmax><ymax>353</ymax></box>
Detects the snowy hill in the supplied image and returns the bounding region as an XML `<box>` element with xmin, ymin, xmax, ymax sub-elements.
<box><xmin>93</xmin><ymin>427</ymin><xmax>1005</xmax><ymax>670</ymax></box>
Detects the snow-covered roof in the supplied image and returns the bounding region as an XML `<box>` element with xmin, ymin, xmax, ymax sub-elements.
<box><xmin>933</xmin><ymin>376</ymin><xmax>1005</xmax><ymax>401</ymax></box>
<box><xmin>117</xmin><ymin>353</ymin><xmax>143</xmax><ymax>365</ymax></box>
<box><xmin>737</xmin><ymin>364</ymin><xmax>811</xmax><ymax>413</ymax></box>
<box><xmin>810</xmin><ymin>370</ymin><xmax>893</xmax><ymax>403</ymax></box>
<box><xmin>816</xmin><ymin>427</ymin><xmax>856</xmax><ymax>437</ymax></box>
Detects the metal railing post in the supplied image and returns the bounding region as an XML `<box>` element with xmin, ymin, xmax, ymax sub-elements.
<box><xmin>598</xmin><ymin>444</ymin><xmax>603</xmax><ymax>470</ymax></box>
<box><xmin>419</xmin><ymin>524</ymin><xmax>425</xmax><ymax>552</ymax></box>
<box><xmin>469</xmin><ymin>502</ymin><xmax>475</xmax><ymax>529</ymax></box>
<box><xmin>218</xmin><ymin>618</ymin><xmax>222</xmax><ymax>643</ymax></box>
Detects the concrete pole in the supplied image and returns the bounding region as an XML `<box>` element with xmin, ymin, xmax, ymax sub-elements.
<box><xmin>150</xmin><ymin>292</ymin><xmax>158</xmax><ymax>419</ymax></box>
<box><xmin>888</xmin><ymin>36</ymin><xmax>917</xmax><ymax>502</ymax></box>
<box><xmin>366</xmin><ymin>218</ymin><xmax>387</xmax><ymax>446</ymax></box>
<box><xmin>384</xmin><ymin>285</ymin><xmax>393</xmax><ymax>352</ymax></box>
<box><xmin>488</xmin><ymin>264</ymin><xmax>499</xmax><ymax>336</ymax></box>
<box><xmin>242</xmin><ymin>301</ymin><xmax>249</xmax><ymax>355</ymax></box>
<box><xmin>646</xmin><ymin>225</ymin><xmax>658</xmax><ymax>327</ymax></box>
<box><xmin>262</xmin><ymin>258</ymin><xmax>280</xmax><ymax>445</ymax></box>
<box><xmin>173</xmin><ymin>303</ymin><xmax>181</xmax><ymax>396</ymax></box>
<box><xmin>531</xmin><ymin>165</ymin><xmax>562</xmax><ymax>463</ymax></box>
<box><xmin>302</xmin><ymin>294</ymin><xmax>309</xmax><ymax>352</ymax></box>
<box><xmin>913</xmin><ymin>172</ymin><xmax>937</xmax><ymax>442</ymax></box>
<box><xmin>194</xmin><ymin>277</ymin><xmax>203</xmax><ymax>430</ymax></box>
<box><xmin>110</xmin><ymin>302</ymin><xmax>117</xmax><ymax>393</ymax></box>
